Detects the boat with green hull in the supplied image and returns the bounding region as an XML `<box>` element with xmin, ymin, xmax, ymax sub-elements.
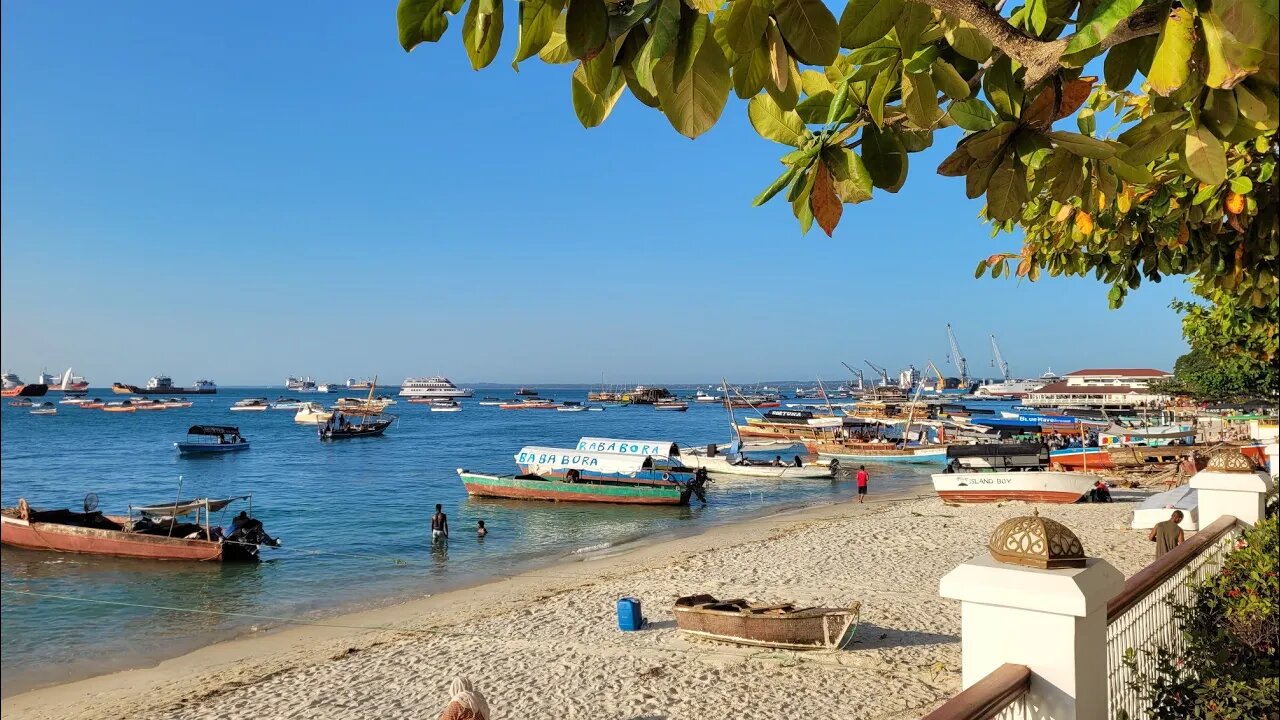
<box><xmin>457</xmin><ymin>470</ymin><xmax>700</xmax><ymax>505</ymax></box>
<box><xmin>458</xmin><ymin>446</ymin><xmax>709</xmax><ymax>506</ymax></box>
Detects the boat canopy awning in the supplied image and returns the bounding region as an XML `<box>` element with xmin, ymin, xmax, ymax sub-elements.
<box><xmin>1101</xmin><ymin>424</ymin><xmax>1196</xmax><ymax>439</ymax></box>
<box><xmin>576</xmin><ymin>437</ymin><xmax>681</xmax><ymax>457</ymax></box>
<box><xmin>132</xmin><ymin>496</ymin><xmax>249</xmax><ymax>518</ymax></box>
<box><xmin>186</xmin><ymin>425</ymin><xmax>240</xmax><ymax>436</ymax></box>
<box><xmin>516</xmin><ymin>447</ymin><xmax>651</xmax><ymax>474</ymax></box>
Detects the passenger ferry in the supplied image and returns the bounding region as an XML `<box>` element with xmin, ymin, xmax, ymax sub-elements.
<box><xmin>398</xmin><ymin>376</ymin><xmax>474</xmax><ymax>398</ymax></box>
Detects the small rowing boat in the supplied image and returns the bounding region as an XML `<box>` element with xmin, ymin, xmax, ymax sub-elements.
<box><xmin>673</xmin><ymin>594</ymin><xmax>860</xmax><ymax>650</ymax></box>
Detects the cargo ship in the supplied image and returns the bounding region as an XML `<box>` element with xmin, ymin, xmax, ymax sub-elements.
<box><xmin>36</xmin><ymin>368</ymin><xmax>90</xmax><ymax>394</ymax></box>
<box><xmin>112</xmin><ymin>376</ymin><xmax>217</xmax><ymax>395</ymax></box>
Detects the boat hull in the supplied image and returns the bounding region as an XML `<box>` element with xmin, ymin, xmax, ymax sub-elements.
<box><xmin>673</xmin><ymin>595</ymin><xmax>860</xmax><ymax>651</ymax></box>
<box><xmin>0</xmin><ymin>515</ymin><xmax>234</xmax><ymax>561</ymax></box>
<box><xmin>679</xmin><ymin>454</ymin><xmax>834</xmax><ymax>479</ymax></box>
<box><xmin>113</xmin><ymin>384</ymin><xmax>216</xmax><ymax>395</ymax></box>
<box><xmin>2</xmin><ymin>384</ymin><xmax>49</xmax><ymax>398</ymax></box>
<box><xmin>931</xmin><ymin>471</ymin><xmax>1094</xmax><ymax>504</ymax></box>
<box><xmin>814</xmin><ymin>446</ymin><xmax>948</xmax><ymax>463</ymax></box>
<box><xmin>458</xmin><ymin>471</ymin><xmax>689</xmax><ymax>505</ymax></box>
<box><xmin>1049</xmin><ymin>447</ymin><xmax>1114</xmax><ymax>470</ymax></box>
<box><xmin>175</xmin><ymin>442</ymin><xmax>250</xmax><ymax>454</ymax></box>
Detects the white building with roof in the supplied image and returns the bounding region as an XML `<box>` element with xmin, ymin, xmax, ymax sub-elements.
<box><xmin>1023</xmin><ymin>368</ymin><xmax>1173</xmax><ymax>409</ymax></box>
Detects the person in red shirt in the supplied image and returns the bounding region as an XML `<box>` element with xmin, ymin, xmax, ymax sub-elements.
<box><xmin>855</xmin><ymin>465</ymin><xmax>869</xmax><ymax>503</ymax></box>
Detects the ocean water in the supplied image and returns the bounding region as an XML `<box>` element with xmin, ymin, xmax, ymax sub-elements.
<box><xmin>0</xmin><ymin>387</ymin><xmax>937</xmax><ymax>692</ymax></box>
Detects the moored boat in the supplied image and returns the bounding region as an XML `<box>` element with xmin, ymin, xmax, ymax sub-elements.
<box><xmin>102</xmin><ymin>400</ymin><xmax>137</xmax><ymax>413</ymax></box>
<box><xmin>113</xmin><ymin>377</ymin><xmax>217</xmax><ymax>395</ymax></box>
<box><xmin>1048</xmin><ymin>446</ymin><xmax>1114</xmax><ymax>470</ymax></box>
<box><xmin>0</xmin><ymin>495</ymin><xmax>277</xmax><ymax>562</ymax></box>
<box><xmin>294</xmin><ymin>402</ymin><xmax>333</xmax><ymax>424</ymax></box>
<box><xmin>320</xmin><ymin>378</ymin><xmax>396</xmax><ymax>439</ymax></box>
<box><xmin>654</xmin><ymin>400</ymin><xmax>688</xmax><ymax>411</ymax></box>
<box><xmin>230</xmin><ymin>398</ymin><xmax>270</xmax><ymax>412</ymax></box>
<box><xmin>399</xmin><ymin>376</ymin><xmax>473</xmax><ymax>398</ymax></box>
<box><xmin>30</xmin><ymin>402</ymin><xmax>57</xmax><ymax>415</ymax></box>
<box><xmin>8</xmin><ymin>398</ymin><xmax>34</xmax><ymax>407</ymax></box>
<box><xmin>679</xmin><ymin>446</ymin><xmax>836</xmax><ymax>478</ymax></box>
<box><xmin>163</xmin><ymin>398</ymin><xmax>194</xmax><ymax>409</ymax></box>
<box><xmin>271</xmin><ymin>397</ymin><xmax>306</xmax><ymax>410</ymax></box>
<box><xmin>514</xmin><ymin>387</ymin><xmax>539</xmax><ymax>396</ymax></box>
<box><xmin>809</xmin><ymin>440</ymin><xmax>948</xmax><ymax>463</ymax></box>
<box><xmin>175</xmin><ymin>425</ymin><xmax>250</xmax><ymax>454</ymax></box>
<box><xmin>673</xmin><ymin>594</ymin><xmax>860</xmax><ymax>650</ymax></box>
<box><xmin>500</xmin><ymin>398</ymin><xmax>558</xmax><ymax>410</ymax></box>
<box><xmin>59</xmin><ymin>396</ymin><xmax>91</xmax><ymax>405</ymax></box>
<box><xmin>78</xmin><ymin>398</ymin><xmax>106</xmax><ymax>409</ymax></box>
<box><xmin>429</xmin><ymin>399</ymin><xmax>462</xmax><ymax>412</ymax></box>
<box><xmin>477</xmin><ymin>397</ymin><xmax>503</xmax><ymax>406</ymax></box>
<box><xmin>2</xmin><ymin>383</ymin><xmax>49</xmax><ymax>398</ymax></box>
<box><xmin>459</xmin><ymin>446</ymin><xmax>708</xmax><ymax>505</ymax></box>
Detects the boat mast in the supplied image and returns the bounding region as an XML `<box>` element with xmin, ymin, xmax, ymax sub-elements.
<box><xmin>900</xmin><ymin>366</ymin><xmax>928</xmax><ymax>446</ymax></box>
<box><xmin>722</xmin><ymin>377</ymin><xmax>744</xmax><ymax>453</ymax></box>
<box><xmin>817</xmin><ymin>377</ymin><xmax>836</xmax><ymax>417</ymax></box>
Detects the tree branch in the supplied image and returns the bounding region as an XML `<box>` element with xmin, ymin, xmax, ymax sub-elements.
<box><xmin>910</xmin><ymin>0</ymin><xmax>1168</xmax><ymax>88</ymax></box>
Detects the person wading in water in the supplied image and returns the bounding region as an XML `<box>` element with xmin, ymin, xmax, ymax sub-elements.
<box><xmin>431</xmin><ymin>504</ymin><xmax>449</xmax><ymax>542</ymax></box>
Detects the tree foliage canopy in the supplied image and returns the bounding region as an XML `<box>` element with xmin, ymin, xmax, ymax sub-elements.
<box><xmin>1150</xmin><ymin>346</ymin><xmax>1279</xmax><ymax>400</ymax></box>
<box><xmin>396</xmin><ymin>0</ymin><xmax>1278</xmax><ymax>349</ymax></box>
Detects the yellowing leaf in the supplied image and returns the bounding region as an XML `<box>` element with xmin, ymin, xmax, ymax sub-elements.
<box><xmin>654</xmin><ymin>37</ymin><xmax>732</xmax><ymax>138</ymax></box>
<box><xmin>1184</xmin><ymin>125</ymin><xmax>1228</xmax><ymax>185</ymax></box>
<box><xmin>1147</xmin><ymin>7</ymin><xmax>1194</xmax><ymax>96</ymax></box>
<box><xmin>748</xmin><ymin>94</ymin><xmax>810</xmax><ymax>146</ymax></box>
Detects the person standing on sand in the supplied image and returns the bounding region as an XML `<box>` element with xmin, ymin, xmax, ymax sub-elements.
<box><xmin>431</xmin><ymin>504</ymin><xmax>449</xmax><ymax>541</ymax></box>
<box><xmin>1148</xmin><ymin>510</ymin><xmax>1185</xmax><ymax>558</ymax></box>
<box><xmin>855</xmin><ymin>466</ymin><xmax>869</xmax><ymax>503</ymax></box>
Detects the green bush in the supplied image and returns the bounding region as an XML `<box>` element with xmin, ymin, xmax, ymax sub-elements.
<box><xmin>1122</xmin><ymin>514</ymin><xmax>1279</xmax><ymax>719</ymax></box>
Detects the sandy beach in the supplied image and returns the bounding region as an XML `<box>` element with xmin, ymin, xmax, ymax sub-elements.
<box><xmin>2</xmin><ymin>489</ymin><xmax>1159</xmax><ymax>720</ymax></box>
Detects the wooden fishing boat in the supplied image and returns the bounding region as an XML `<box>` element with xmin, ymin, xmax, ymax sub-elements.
<box><xmin>0</xmin><ymin>495</ymin><xmax>276</xmax><ymax>562</ymax></box>
<box><xmin>319</xmin><ymin>376</ymin><xmax>396</xmax><ymax>439</ymax></box>
<box><xmin>1106</xmin><ymin>445</ymin><xmax>1198</xmax><ymax>468</ymax></box>
<box><xmin>459</xmin><ymin>446</ymin><xmax>709</xmax><ymax>505</ymax></box>
<box><xmin>673</xmin><ymin>594</ymin><xmax>861</xmax><ymax>650</ymax></box>
<box><xmin>653</xmin><ymin>400</ymin><xmax>688</xmax><ymax>411</ymax></box>
<box><xmin>1049</xmin><ymin>446</ymin><xmax>1115</xmax><ymax>470</ymax></box>
<box><xmin>78</xmin><ymin>398</ymin><xmax>106</xmax><ymax>409</ymax></box>
<box><xmin>175</xmin><ymin>425</ymin><xmax>250</xmax><ymax>454</ymax></box>
<box><xmin>500</xmin><ymin>399</ymin><xmax>558</xmax><ymax>410</ymax></box>
<box><xmin>102</xmin><ymin>400</ymin><xmax>137</xmax><ymax>413</ymax></box>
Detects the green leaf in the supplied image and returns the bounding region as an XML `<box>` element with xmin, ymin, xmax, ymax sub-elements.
<box><xmin>1065</xmin><ymin>0</ymin><xmax>1143</xmax><ymax>54</ymax></box>
<box><xmin>936</xmin><ymin>145</ymin><xmax>975</xmax><ymax>176</ymax></box>
<box><xmin>772</xmin><ymin>0</ymin><xmax>840</xmax><ymax>65</ymax></box>
<box><xmin>860</xmin><ymin>125</ymin><xmax>908</xmax><ymax>191</ymax></box>
<box><xmin>931</xmin><ymin>60</ymin><xmax>970</xmax><ymax>100</ymax></box>
<box><xmin>942</xmin><ymin>17</ymin><xmax>993</xmax><ymax>61</ymax></box>
<box><xmin>724</xmin><ymin>0</ymin><xmax>771</xmax><ymax>54</ymax></box>
<box><xmin>1102</xmin><ymin>39</ymin><xmax>1140</xmax><ymax>89</ymax></box>
<box><xmin>398</xmin><ymin>0</ymin><xmax>454</xmax><ymax>50</ymax></box>
<box><xmin>462</xmin><ymin>0</ymin><xmax>505</xmax><ymax>69</ymax></box>
<box><xmin>823</xmin><ymin>146</ymin><xmax>873</xmax><ymax>203</ymax></box>
<box><xmin>983</xmin><ymin>56</ymin><xmax>1021</xmax><ymax>119</ymax></box>
<box><xmin>1048</xmin><ymin>130</ymin><xmax>1117</xmax><ymax>158</ymax></box>
<box><xmin>866</xmin><ymin>62</ymin><xmax>897</xmax><ymax>127</ymax></box>
<box><xmin>1201</xmin><ymin>10</ymin><xmax>1263</xmax><ymax>89</ymax></box>
<box><xmin>1184</xmin><ymin>125</ymin><xmax>1227</xmax><ymax>185</ymax></box>
<box><xmin>1203</xmin><ymin>88</ymin><xmax>1240</xmax><ymax>137</ymax></box>
<box><xmin>753</xmin><ymin>165</ymin><xmax>802</xmax><ymax>206</ymax></box>
<box><xmin>1104</xmin><ymin>156</ymin><xmax>1155</xmax><ymax>184</ymax></box>
<box><xmin>893</xmin><ymin>0</ymin><xmax>931</xmax><ymax>53</ymax></box>
<box><xmin>566</xmin><ymin>0</ymin><xmax>609</xmax><ymax>58</ymax></box>
<box><xmin>985</xmin><ymin>156</ymin><xmax>1027</xmax><ymax>222</ymax></box>
<box><xmin>904</xmin><ymin>45</ymin><xmax>939</xmax><ymax>74</ymax></box>
<box><xmin>622</xmin><ymin>32</ymin><xmax>662</xmax><ymax>106</ymax></box>
<box><xmin>731</xmin><ymin>40</ymin><xmax>771</xmax><ymax>98</ymax></box>
<box><xmin>686</xmin><ymin>0</ymin><xmax>722</xmax><ymax>12</ymax></box>
<box><xmin>964</xmin><ymin>121</ymin><xmax>1016</xmax><ymax>159</ymax></box>
<box><xmin>965</xmin><ymin>158</ymin><xmax>997</xmax><ymax>198</ymax></box>
<box><xmin>902</xmin><ymin>70</ymin><xmax>940</xmax><ymax>127</ymax></box>
<box><xmin>1215</xmin><ymin>0</ymin><xmax>1271</xmax><ymax>54</ymax></box>
<box><xmin>1027</xmin><ymin>0</ymin><xmax>1048</xmax><ymax>35</ymax></box>
<box><xmin>839</xmin><ymin>0</ymin><xmax>903</xmax><ymax>49</ymax></box>
<box><xmin>673</xmin><ymin>7</ymin><xmax>709</xmax><ymax>84</ymax></box>
<box><xmin>1229</xmin><ymin>176</ymin><xmax>1254</xmax><ymax>193</ymax></box>
<box><xmin>648</xmin><ymin>0</ymin><xmax>681</xmax><ymax>58</ymax></box>
<box><xmin>1147</xmin><ymin>7</ymin><xmax>1195</xmax><ymax>96</ymax></box>
<box><xmin>974</xmin><ymin>260</ymin><xmax>989</xmax><ymax>279</ymax></box>
<box><xmin>512</xmin><ymin>0</ymin><xmax>564</xmax><ymax>67</ymax></box>
<box><xmin>949</xmin><ymin>98</ymin><xmax>997</xmax><ymax>131</ymax></box>
<box><xmin>571</xmin><ymin>63</ymin><xmax>625</xmax><ymax>127</ymax></box>
<box><xmin>581</xmin><ymin>49</ymin><xmax>614</xmax><ymax>93</ymax></box>
<box><xmin>1117</xmin><ymin>111</ymin><xmax>1182</xmax><ymax>164</ymax></box>
<box><xmin>748</xmin><ymin>94</ymin><xmax>810</xmax><ymax>146</ymax></box>
<box><xmin>654</xmin><ymin>37</ymin><xmax>732</xmax><ymax>138</ymax></box>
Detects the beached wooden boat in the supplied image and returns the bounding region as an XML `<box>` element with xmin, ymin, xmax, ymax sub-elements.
<box><xmin>1106</xmin><ymin>445</ymin><xmax>1197</xmax><ymax>468</ymax></box>
<box><xmin>460</xmin><ymin>446</ymin><xmax>709</xmax><ymax>505</ymax></box>
<box><xmin>1048</xmin><ymin>446</ymin><xmax>1114</xmax><ymax>470</ymax></box>
<box><xmin>457</xmin><ymin>470</ymin><xmax>699</xmax><ymax>505</ymax></box>
<box><xmin>673</xmin><ymin>594</ymin><xmax>861</xmax><ymax>650</ymax></box>
<box><xmin>0</xmin><ymin>496</ymin><xmax>275</xmax><ymax>562</ymax></box>
<box><xmin>679</xmin><ymin>449</ymin><xmax>836</xmax><ymax>478</ymax></box>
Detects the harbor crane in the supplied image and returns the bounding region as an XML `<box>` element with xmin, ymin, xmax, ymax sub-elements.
<box><xmin>945</xmin><ymin>324</ymin><xmax>969</xmax><ymax>385</ymax></box>
<box><xmin>840</xmin><ymin>361</ymin><xmax>865</xmax><ymax>390</ymax></box>
<box><xmin>864</xmin><ymin>360</ymin><xmax>891</xmax><ymax>387</ymax></box>
<box><xmin>990</xmin><ymin>334</ymin><xmax>1012</xmax><ymax>382</ymax></box>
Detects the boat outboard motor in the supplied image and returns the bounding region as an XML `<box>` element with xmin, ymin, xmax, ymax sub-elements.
<box><xmin>228</xmin><ymin>516</ymin><xmax>280</xmax><ymax>548</ymax></box>
<box><xmin>688</xmin><ymin>469</ymin><xmax>710</xmax><ymax>504</ymax></box>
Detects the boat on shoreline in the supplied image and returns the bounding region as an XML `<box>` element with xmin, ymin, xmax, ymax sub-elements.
<box><xmin>112</xmin><ymin>376</ymin><xmax>217</xmax><ymax>395</ymax></box>
<box><xmin>809</xmin><ymin>441</ymin><xmax>949</xmax><ymax>463</ymax></box>
<box><xmin>673</xmin><ymin>595</ymin><xmax>861</xmax><ymax>650</ymax></box>
<box><xmin>932</xmin><ymin>443</ymin><xmax>1095</xmax><ymax>503</ymax></box>
<box><xmin>1</xmin><ymin>495</ymin><xmax>276</xmax><ymax>562</ymax></box>
<box><xmin>679</xmin><ymin>446</ymin><xmax>836</xmax><ymax>478</ymax></box>
<box><xmin>458</xmin><ymin>446</ymin><xmax>709</xmax><ymax>505</ymax></box>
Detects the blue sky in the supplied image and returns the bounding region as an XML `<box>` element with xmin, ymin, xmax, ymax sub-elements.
<box><xmin>0</xmin><ymin>2</ymin><xmax>1188</xmax><ymax>385</ymax></box>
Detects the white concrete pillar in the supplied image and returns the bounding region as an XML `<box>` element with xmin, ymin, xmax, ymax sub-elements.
<box><xmin>1190</xmin><ymin>450</ymin><xmax>1275</xmax><ymax>526</ymax></box>
<box><xmin>940</xmin><ymin>554</ymin><xmax>1124</xmax><ymax>720</ymax></box>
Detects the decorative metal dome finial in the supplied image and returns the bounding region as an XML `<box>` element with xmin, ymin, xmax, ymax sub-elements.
<box><xmin>1205</xmin><ymin>447</ymin><xmax>1259</xmax><ymax>473</ymax></box>
<box><xmin>988</xmin><ymin>511</ymin><xmax>1086</xmax><ymax>569</ymax></box>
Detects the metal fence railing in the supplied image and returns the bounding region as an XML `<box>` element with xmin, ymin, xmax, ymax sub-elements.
<box><xmin>1104</xmin><ymin>515</ymin><xmax>1243</xmax><ymax>719</ymax></box>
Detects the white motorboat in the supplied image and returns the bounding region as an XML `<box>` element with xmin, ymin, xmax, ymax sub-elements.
<box><xmin>693</xmin><ymin>390</ymin><xmax>722</xmax><ymax>402</ymax></box>
<box><xmin>59</xmin><ymin>396</ymin><xmax>91</xmax><ymax>405</ymax></box>
<box><xmin>230</xmin><ymin>398</ymin><xmax>270</xmax><ymax>412</ymax></box>
<box><xmin>317</xmin><ymin>383</ymin><xmax>336</xmax><ymax>393</ymax></box>
<box><xmin>654</xmin><ymin>401</ymin><xmax>688</xmax><ymax>411</ymax></box>
<box><xmin>680</xmin><ymin>447</ymin><xmax>835</xmax><ymax>479</ymax></box>
<box><xmin>429</xmin><ymin>399</ymin><xmax>462</xmax><ymax>412</ymax></box>
<box><xmin>30</xmin><ymin>402</ymin><xmax>58</xmax><ymax>415</ymax></box>
<box><xmin>477</xmin><ymin>397</ymin><xmax>504</xmax><ymax>406</ymax></box>
<box><xmin>399</xmin><ymin>376</ymin><xmax>474</xmax><ymax>398</ymax></box>
<box><xmin>932</xmin><ymin>442</ymin><xmax>1094</xmax><ymax>503</ymax></box>
<box><xmin>294</xmin><ymin>402</ymin><xmax>333</xmax><ymax>424</ymax></box>
<box><xmin>272</xmin><ymin>398</ymin><xmax>306</xmax><ymax>410</ymax></box>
